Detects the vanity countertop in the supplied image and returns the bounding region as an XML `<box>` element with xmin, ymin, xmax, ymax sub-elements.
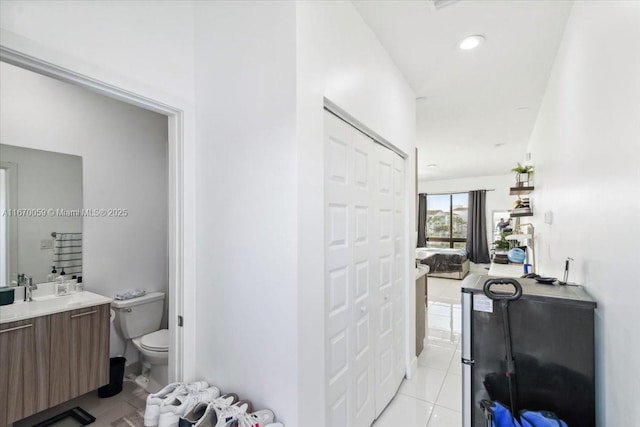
<box><xmin>0</xmin><ymin>291</ymin><xmax>112</xmax><ymax>324</ymax></box>
<box><xmin>415</xmin><ymin>265</ymin><xmax>430</xmax><ymax>280</ymax></box>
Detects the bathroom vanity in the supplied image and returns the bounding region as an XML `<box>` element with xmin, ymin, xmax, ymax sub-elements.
<box><xmin>0</xmin><ymin>291</ymin><xmax>111</xmax><ymax>425</ymax></box>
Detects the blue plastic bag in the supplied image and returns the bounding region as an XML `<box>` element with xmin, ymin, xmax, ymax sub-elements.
<box><xmin>483</xmin><ymin>401</ymin><xmax>569</xmax><ymax>427</ymax></box>
<box><xmin>485</xmin><ymin>401</ymin><xmax>522</xmax><ymax>427</ymax></box>
<box><xmin>520</xmin><ymin>410</ymin><xmax>568</xmax><ymax>427</ymax></box>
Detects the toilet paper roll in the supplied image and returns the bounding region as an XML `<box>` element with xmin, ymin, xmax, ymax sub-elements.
<box><xmin>110</xmin><ymin>309</ymin><xmax>116</xmax><ymax>323</ymax></box>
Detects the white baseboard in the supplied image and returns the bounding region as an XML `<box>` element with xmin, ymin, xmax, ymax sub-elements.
<box><xmin>406</xmin><ymin>356</ymin><xmax>418</xmax><ymax>380</ymax></box>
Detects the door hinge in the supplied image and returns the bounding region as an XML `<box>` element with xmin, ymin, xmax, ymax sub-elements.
<box><xmin>178</xmin><ymin>315</ymin><xmax>184</xmax><ymax>327</ymax></box>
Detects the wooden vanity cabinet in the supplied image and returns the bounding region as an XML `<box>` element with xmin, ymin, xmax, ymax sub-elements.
<box><xmin>0</xmin><ymin>316</ymin><xmax>50</xmax><ymax>426</ymax></box>
<box><xmin>50</xmin><ymin>304</ymin><xmax>110</xmax><ymax>407</ymax></box>
<box><xmin>0</xmin><ymin>303</ymin><xmax>109</xmax><ymax>424</ymax></box>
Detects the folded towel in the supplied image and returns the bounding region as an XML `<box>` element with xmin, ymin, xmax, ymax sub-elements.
<box><xmin>115</xmin><ymin>289</ymin><xmax>146</xmax><ymax>300</ymax></box>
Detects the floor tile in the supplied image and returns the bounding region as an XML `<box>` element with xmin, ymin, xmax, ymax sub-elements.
<box><xmin>447</xmin><ymin>350</ymin><xmax>462</xmax><ymax>377</ymax></box>
<box><xmin>90</xmin><ymin>400</ymin><xmax>139</xmax><ymax>423</ymax></box>
<box><xmin>426</xmin><ymin>404</ymin><xmax>462</xmax><ymax>427</ymax></box>
<box><xmin>398</xmin><ymin>366</ymin><xmax>447</xmax><ymax>403</ymax></box>
<box><xmin>372</xmin><ymin>393</ymin><xmax>433</xmax><ymax>427</ymax></box>
<box><xmin>110</xmin><ymin>408</ymin><xmax>146</xmax><ymax>427</ymax></box>
<box><xmin>426</xmin><ymin>327</ymin><xmax>459</xmax><ymax>349</ymax></box>
<box><xmin>14</xmin><ymin>380</ymin><xmax>148</xmax><ymax>427</ymax></box>
<box><xmin>436</xmin><ymin>373</ymin><xmax>462</xmax><ymax>412</ymax></box>
<box><xmin>417</xmin><ymin>344</ymin><xmax>456</xmax><ymax>372</ymax></box>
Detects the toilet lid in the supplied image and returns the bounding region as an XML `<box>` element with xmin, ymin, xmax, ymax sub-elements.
<box><xmin>140</xmin><ymin>329</ymin><xmax>169</xmax><ymax>352</ymax></box>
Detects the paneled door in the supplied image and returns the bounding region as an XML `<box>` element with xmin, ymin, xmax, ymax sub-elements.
<box><xmin>324</xmin><ymin>110</ymin><xmax>405</xmax><ymax>426</ymax></box>
<box><xmin>392</xmin><ymin>153</ymin><xmax>405</xmax><ymax>389</ymax></box>
<box><xmin>372</xmin><ymin>143</ymin><xmax>396</xmax><ymax>416</ymax></box>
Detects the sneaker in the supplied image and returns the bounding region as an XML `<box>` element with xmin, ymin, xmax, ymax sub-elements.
<box><xmin>224</xmin><ymin>409</ymin><xmax>275</xmax><ymax>427</ymax></box>
<box><xmin>179</xmin><ymin>394</ymin><xmax>239</xmax><ymax>427</ymax></box>
<box><xmin>145</xmin><ymin>381</ymin><xmax>209</xmax><ymax>426</ymax></box>
<box><xmin>196</xmin><ymin>400</ymin><xmax>253</xmax><ymax>427</ymax></box>
<box><xmin>158</xmin><ymin>386</ymin><xmax>221</xmax><ymax>427</ymax></box>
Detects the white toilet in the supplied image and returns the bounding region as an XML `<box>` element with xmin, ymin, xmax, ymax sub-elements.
<box><xmin>112</xmin><ymin>292</ymin><xmax>168</xmax><ymax>392</ymax></box>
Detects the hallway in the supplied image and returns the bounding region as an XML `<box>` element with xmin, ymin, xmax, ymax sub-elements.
<box><xmin>374</xmin><ymin>276</ymin><xmax>465</xmax><ymax>427</ymax></box>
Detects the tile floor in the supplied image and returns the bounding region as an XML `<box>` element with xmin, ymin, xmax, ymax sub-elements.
<box><xmin>373</xmin><ymin>265</ymin><xmax>487</xmax><ymax>427</ymax></box>
<box><xmin>14</xmin><ymin>267</ymin><xmax>486</xmax><ymax>427</ymax></box>
<box><xmin>14</xmin><ymin>376</ymin><xmax>149</xmax><ymax>427</ymax></box>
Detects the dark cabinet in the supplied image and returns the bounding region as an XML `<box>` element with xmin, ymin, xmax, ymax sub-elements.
<box><xmin>50</xmin><ymin>304</ymin><xmax>110</xmax><ymax>405</ymax></box>
<box><xmin>0</xmin><ymin>316</ymin><xmax>50</xmax><ymax>425</ymax></box>
<box><xmin>1</xmin><ymin>303</ymin><xmax>109</xmax><ymax>424</ymax></box>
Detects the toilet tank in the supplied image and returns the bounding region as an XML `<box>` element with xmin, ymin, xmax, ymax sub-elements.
<box><xmin>112</xmin><ymin>292</ymin><xmax>165</xmax><ymax>339</ymax></box>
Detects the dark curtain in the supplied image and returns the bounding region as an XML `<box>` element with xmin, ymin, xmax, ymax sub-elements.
<box><xmin>466</xmin><ymin>190</ymin><xmax>491</xmax><ymax>263</ymax></box>
<box><xmin>417</xmin><ymin>193</ymin><xmax>427</xmax><ymax>247</ymax></box>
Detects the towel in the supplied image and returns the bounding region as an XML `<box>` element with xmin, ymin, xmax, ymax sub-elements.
<box><xmin>114</xmin><ymin>289</ymin><xmax>146</xmax><ymax>300</ymax></box>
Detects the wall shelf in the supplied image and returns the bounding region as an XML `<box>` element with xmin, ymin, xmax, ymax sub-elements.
<box><xmin>510</xmin><ymin>186</ymin><xmax>535</xmax><ymax>195</ymax></box>
<box><xmin>510</xmin><ymin>211</ymin><xmax>533</xmax><ymax>217</ymax></box>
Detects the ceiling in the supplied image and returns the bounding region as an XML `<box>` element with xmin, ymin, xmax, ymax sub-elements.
<box><xmin>352</xmin><ymin>0</ymin><xmax>573</xmax><ymax>180</ymax></box>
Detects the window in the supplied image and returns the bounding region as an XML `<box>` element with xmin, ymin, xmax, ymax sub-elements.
<box><xmin>425</xmin><ymin>193</ymin><xmax>468</xmax><ymax>249</ymax></box>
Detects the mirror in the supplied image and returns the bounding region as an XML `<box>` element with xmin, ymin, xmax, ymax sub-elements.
<box><xmin>0</xmin><ymin>144</ymin><xmax>82</xmax><ymax>286</ymax></box>
<box><xmin>491</xmin><ymin>210</ymin><xmax>512</xmax><ymax>243</ymax></box>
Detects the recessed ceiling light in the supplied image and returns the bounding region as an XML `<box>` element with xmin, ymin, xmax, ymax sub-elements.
<box><xmin>427</xmin><ymin>163</ymin><xmax>438</xmax><ymax>168</ymax></box>
<box><xmin>458</xmin><ymin>35</ymin><xmax>485</xmax><ymax>50</ymax></box>
<box><xmin>494</xmin><ymin>143</ymin><xmax>506</xmax><ymax>147</ymax></box>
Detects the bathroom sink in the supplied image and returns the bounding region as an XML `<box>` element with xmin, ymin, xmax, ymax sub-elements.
<box><xmin>0</xmin><ymin>291</ymin><xmax>112</xmax><ymax>324</ymax></box>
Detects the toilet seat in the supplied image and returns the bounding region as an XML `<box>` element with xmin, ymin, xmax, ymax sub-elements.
<box><xmin>140</xmin><ymin>329</ymin><xmax>169</xmax><ymax>352</ymax></box>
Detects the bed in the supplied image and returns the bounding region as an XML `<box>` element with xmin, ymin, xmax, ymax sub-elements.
<box><xmin>418</xmin><ymin>247</ymin><xmax>470</xmax><ymax>280</ymax></box>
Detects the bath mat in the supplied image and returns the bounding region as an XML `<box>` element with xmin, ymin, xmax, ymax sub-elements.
<box><xmin>32</xmin><ymin>407</ymin><xmax>95</xmax><ymax>427</ymax></box>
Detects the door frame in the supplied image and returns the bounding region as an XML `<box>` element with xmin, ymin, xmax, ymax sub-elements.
<box><xmin>0</xmin><ymin>45</ymin><xmax>189</xmax><ymax>382</ymax></box>
<box><xmin>323</xmin><ymin>102</ymin><xmax>414</xmax><ymax>380</ymax></box>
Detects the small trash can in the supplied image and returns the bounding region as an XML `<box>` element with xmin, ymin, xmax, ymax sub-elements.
<box><xmin>98</xmin><ymin>357</ymin><xmax>126</xmax><ymax>398</ymax></box>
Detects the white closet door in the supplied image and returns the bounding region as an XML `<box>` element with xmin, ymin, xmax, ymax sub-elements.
<box><xmin>325</xmin><ymin>112</ymin><xmax>375</xmax><ymax>427</ymax></box>
<box><xmin>373</xmin><ymin>143</ymin><xmax>397</xmax><ymax>416</ymax></box>
<box><xmin>324</xmin><ymin>111</ymin><xmax>405</xmax><ymax>425</ymax></box>
<box><xmin>351</xmin><ymin>130</ymin><xmax>376</xmax><ymax>427</ymax></box>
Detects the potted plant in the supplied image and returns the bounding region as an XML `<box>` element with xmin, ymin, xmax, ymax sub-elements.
<box><xmin>494</xmin><ymin>232</ymin><xmax>512</xmax><ymax>252</ymax></box>
<box><xmin>511</xmin><ymin>163</ymin><xmax>534</xmax><ymax>186</ymax></box>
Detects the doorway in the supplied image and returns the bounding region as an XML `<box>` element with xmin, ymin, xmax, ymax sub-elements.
<box><xmin>324</xmin><ymin>109</ymin><xmax>406</xmax><ymax>427</ymax></box>
<box><xmin>0</xmin><ymin>47</ymin><xmax>187</xmax><ymax>383</ymax></box>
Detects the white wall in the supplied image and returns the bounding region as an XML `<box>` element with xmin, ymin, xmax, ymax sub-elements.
<box><xmin>192</xmin><ymin>1</ymin><xmax>298</xmax><ymax>423</ymax></box>
<box><xmin>296</xmin><ymin>2</ymin><xmax>416</xmax><ymax>425</ymax></box>
<box><xmin>419</xmin><ymin>174</ymin><xmax>514</xmax><ymax>250</ymax></box>
<box><xmin>0</xmin><ymin>0</ymin><xmax>195</xmax><ymax>106</ymax></box>
<box><xmin>0</xmin><ymin>0</ymin><xmax>198</xmax><ymax>381</ymax></box>
<box><xmin>527</xmin><ymin>2</ymin><xmax>640</xmax><ymax>425</ymax></box>
<box><xmin>0</xmin><ymin>62</ymin><xmax>168</xmax><ymax>361</ymax></box>
<box><xmin>1</xmin><ymin>4</ymin><xmax>418</xmax><ymax>425</ymax></box>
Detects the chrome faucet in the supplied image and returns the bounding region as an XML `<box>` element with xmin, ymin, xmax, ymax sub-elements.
<box><xmin>24</xmin><ymin>276</ymin><xmax>37</xmax><ymax>302</ymax></box>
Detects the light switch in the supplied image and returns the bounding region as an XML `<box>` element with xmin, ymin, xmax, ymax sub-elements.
<box><xmin>544</xmin><ymin>211</ymin><xmax>553</xmax><ymax>225</ymax></box>
<box><xmin>40</xmin><ymin>239</ymin><xmax>54</xmax><ymax>249</ymax></box>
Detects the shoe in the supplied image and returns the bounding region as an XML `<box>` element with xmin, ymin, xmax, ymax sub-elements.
<box><xmin>224</xmin><ymin>409</ymin><xmax>275</xmax><ymax>427</ymax></box>
<box><xmin>179</xmin><ymin>394</ymin><xmax>239</xmax><ymax>427</ymax></box>
<box><xmin>199</xmin><ymin>400</ymin><xmax>253</xmax><ymax>427</ymax></box>
<box><xmin>145</xmin><ymin>381</ymin><xmax>209</xmax><ymax>426</ymax></box>
<box><xmin>158</xmin><ymin>386</ymin><xmax>221</xmax><ymax>427</ymax></box>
